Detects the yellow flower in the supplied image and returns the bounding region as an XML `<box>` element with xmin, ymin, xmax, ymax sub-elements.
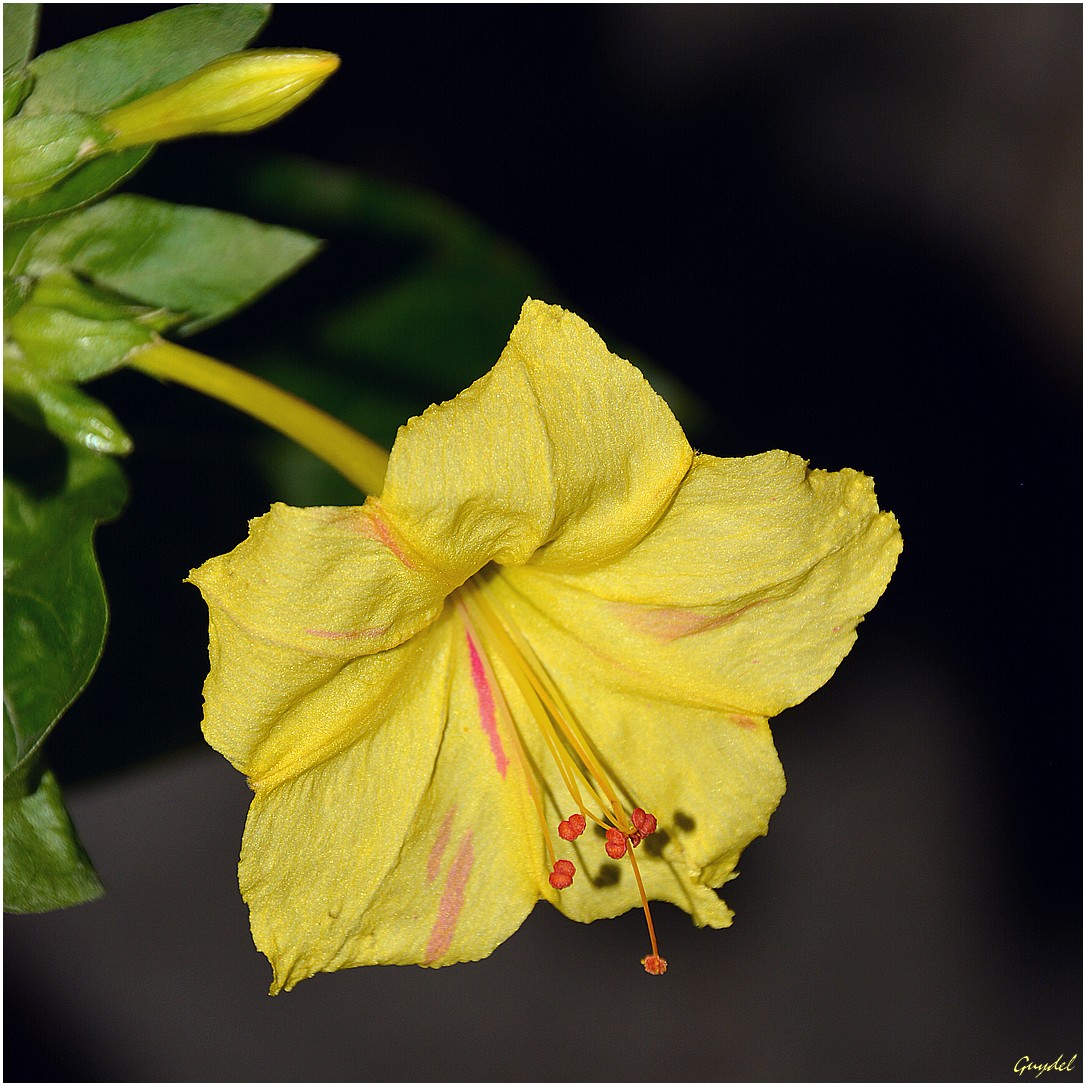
<box><xmin>190</xmin><ymin>299</ymin><xmax>901</xmax><ymax>993</ymax></box>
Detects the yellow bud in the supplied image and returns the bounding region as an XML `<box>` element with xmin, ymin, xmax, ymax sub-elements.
<box><xmin>100</xmin><ymin>49</ymin><xmax>339</xmax><ymax>149</ymax></box>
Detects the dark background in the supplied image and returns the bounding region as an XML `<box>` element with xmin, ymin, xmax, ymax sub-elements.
<box><xmin>7</xmin><ymin>5</ymin><xmax>1081</xmax><ymax>1081</ymax></box>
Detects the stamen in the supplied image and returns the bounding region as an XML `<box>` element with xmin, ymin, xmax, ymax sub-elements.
<box><xmin>631</xmin><ymin>808</ymin><xmax>657</xmax><ymax>837</ymax></box>
<box><xmin>558</xmin><ymin>813</ymin><xmax>586</xmax><ymax>841</ymax></box>
<box><xmin>604</xmin><ymin>827</ymin><xmax>628</xmax><ymax>859</ymax></box>
<box><xmin>461</xmin><ymin>588</ymin><xmax>613</xmax><ymax>821</ymax></box>
<box><xmin>467</xmin><ymin>585</ymin><xmax>624</xmax><ymax>819</ymax></box>
<box><xmin>549</xmin><ymin>859</ymin><xmax>576</xmax><ymax>890</ymax></box>
<box><xmin>626</xmin><ymin>839</ymin><xmax>666</xmax><ymax>977</ymax></box>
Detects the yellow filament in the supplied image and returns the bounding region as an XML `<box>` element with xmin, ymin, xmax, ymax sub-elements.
<box><xmin>464</xmin><ymin>584</ymin><xmax>623</xmax><ymax>814</ymax></box>
<box><xmin>481</xmin><ymin>592</ymin><xmax>632</xmax><ymax>832</ymax></box>
<box><xmin>461</xmin><ymin>582</ymin><xmax>620</xmax><ymax>826</ymax></box>
<box><xmin>456</xmin><ymin>599</ymin><xmax>558</xmax><ymax>866</ymax></box>
<box><xmin>626</xmin><ymin>836</ymin><xmax>663</xmax><ymax>962</ymax></box>
<box><xmin>460</xmin><ymin>588</ymin><xmax>594</xmax><ymax>812</ymax></box>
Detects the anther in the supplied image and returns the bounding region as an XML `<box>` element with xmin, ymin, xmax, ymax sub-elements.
<box><xmin>549</xmin><ymin>858</ymin><xmax>576</xmax><ymax>890</ymax></box>
<box><xmin>642</xmin><ymin>954</ymin><xmax>668</xmax><ymax>975</ymax></box>
<box><xmin>631</xmin><ymin>808</ymin><xmax>657</xmax><ymax>837</ymax></box>
<box><xmin>604</xmin><ymin>827</ymin><xmax>627</xmax><ymax>859</ymax></box>
<box><xmin>557</xmin><ymin>813</ymin><xmax>586</xmax><ymax>841</ymax></box>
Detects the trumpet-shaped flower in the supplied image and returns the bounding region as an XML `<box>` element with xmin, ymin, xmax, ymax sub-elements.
<box><xmin>190</xmin><ymin>299</ymin><xmax>901</xmax><ymax>992</ymax></box>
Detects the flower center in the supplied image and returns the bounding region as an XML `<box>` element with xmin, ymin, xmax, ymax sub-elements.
<box><xmin>455</xmin><ymin>575</ymin><xmax>667</xmax><ymax>976</ymax></box>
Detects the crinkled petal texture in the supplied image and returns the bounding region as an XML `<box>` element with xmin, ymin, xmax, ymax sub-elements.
<box><xmin>380</xmin><ymin>298</ymin><xmax>693</xmax><ymax>580</ymax></box>
<box><xmin>189</xmin><ymin>298</ymin><xmax>901</xmax><ymax>991</ymax></box>
<box><xmin>491</xmin><ymin>448</ymin><xmax>901</xmax><ymax>926</ymax></box>
<box><xmin>476</xmin><ymin>567</ymin><xmax>787</xmax><ymax>930</ymax></box>
<box><xmin>507</xmin><ymin>449</ymin><xmax>904</xmax><ymax>720</ymax></box>
<box><xmin>189</xmin><ymin>502</ymin><xmax>455</xmax><ymax>787</ymax></box>
<box><xmin>238</xmin><ymin>612</ymin><xmax>547</xmax><ymax>992</ymax></box>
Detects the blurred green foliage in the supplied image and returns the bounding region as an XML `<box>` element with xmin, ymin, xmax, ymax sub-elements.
<box><xmin>2</xmin><ymin>3</ymin><xmax>316</xmax><ymax>911</ymax></box>
<box><xmin>3</xmin><ymin>4</ymin><xmax>702</xmax><ymax>913</ymax></box>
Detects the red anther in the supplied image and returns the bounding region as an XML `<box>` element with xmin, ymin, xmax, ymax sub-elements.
<box><xmin>548</xmin><ymin>859</ymin><xmax>576</xmax><ymax>890</ymax></box>
<box><xmin>631</xmin><ymin>808</ymin><xmax>657</xmax><ymax>837</ymax></box>
<box><xmin>604</xmin><ymin>827</ymin><xmax>627</xmax><ymax>859</ymax></box>
<box><xmin>557</xmin><ymin>813</ymin><xmax>586</xmax><ymax>841</ymax></box>
<box><xmin>642</xmin><ymin>954</ymin><xmax>668</xmax><ymax>975</ymax></box>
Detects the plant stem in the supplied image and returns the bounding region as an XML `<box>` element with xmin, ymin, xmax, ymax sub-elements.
<box><xmin>129</xmin><ymin>337</ymin><xmax>389</xmax><ymax>495</ymax></box>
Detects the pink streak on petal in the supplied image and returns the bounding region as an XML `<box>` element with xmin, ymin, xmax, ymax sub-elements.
<box><xmin>424</xmin><ymin>831</ymin><xmax>474</xmax><ymax>964</ymax></box>
<box><xmin>321</xmin><ymin>503</ymin><xmax>416</xmax><ymax>569</ymax></box>
<box><xmin>614</xmin><ymin>598</ymin><xmax>769</xmax><ymax>643</ymax></box>
<box><xmin>466</xmin><ymin>631</ymin><xmax>509</xmax><ymax>778</ymax></box>
<box><xmin>427</xmin><ymin>806</ymin><xmax>457</xmax><ymax>885</ymax></box>
<box><xmin>728</xmin><ymin>713</ymin><xmax>759</xmax><ymax>729</ymax></box>
<box><xmin>356</xmin><ymin>504</ymin><xmax>415</xmax><ymax>570</ymax></box>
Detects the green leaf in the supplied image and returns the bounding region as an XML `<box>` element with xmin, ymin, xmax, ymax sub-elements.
<box><xmin>3</xmin><ymin>5</ymin><xmax>38</xmax><ymax>121</ymax></box>
<box><xmin>3</xmin><ymin>4</ymin><xmax>38</xmax><ymax>75</ymax></box>
<box><xmin>3</xmin><ymin>442</ymin><xmax>125</xmax><ymax>786</ymax></box>
<box><xmin>3</xmin><ymin>438</ymin><xmax>122</xmax><ymax>910</ymax></box>
<box><xmin>20</xmin><ymin>193</ymin><xmax>321</xmax><ymax>333</ymax></box>
<box><xmin>4</xmin><ymin>759</ymin><xmax>103</xmax><ymax>912</ymax></box>
<box><xmin>22</xmin><ymin>4</ymin><xmax>270</xmax><ymax>116</ymax></box>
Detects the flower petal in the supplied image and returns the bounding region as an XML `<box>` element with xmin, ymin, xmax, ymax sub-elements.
<box><xmin>189</xmin><ymin>501</ymin><xmax>454</xmax><ymax>783</ymax></box>
<box><xmin>504</xmin><ymin>450</ymin><xmax>903</xmax><ymax>718</ymax></box>
<box><xmin>484</xmin><ymin>571</ymin><xmax>785</xmax><ymax>929</ymax></box>
<box><xmin>239</xmin><ymin>612</ymin><xmax>543</xmax><ymax>992</ymax></box>
<box><xmin>379</xmin><ymin>298</ymin><xmax>693</xmax><ymax>583</ymax></box>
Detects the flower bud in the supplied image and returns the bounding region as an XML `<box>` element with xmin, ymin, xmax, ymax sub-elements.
<box><xmin>100</xmin><ymin>49</ymin><xmax>340</xmax><ymax>149</ymax></box>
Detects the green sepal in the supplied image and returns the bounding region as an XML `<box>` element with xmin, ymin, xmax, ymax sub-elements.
<box><xmin>5</xmin><ymin>366</ymin><xmax>133</xmax><ymax>455</ymax></box>
<box><xmin>19</xmin><ymin>194</ymin><xmax>321</xmax><ymax>333</ymax></box>
<box><xmin>3</xmin><ymin>111</ymin><xmax>115</xmax><ymax>200</ymax></box>
<box><xmin>3</xmin><ymin>271</ymin><xmax>171</xmax><ymax>453</ymax></box>
<box><xmin>3</xmin><ymin>68</ymin><xmax>33</xmax><ymax>122</ymax></box>
<box><xmin>4</xmin><ymin>757</ymin><xmax>104</xmax><ymax>912</ymax></box>
<box><xmin>7</xmin><ymin>272</ymin><xmax>160</xmax><ymax>383</ymax></box>
<box><xmin>21</xmin><ymin>4</ymin><xmax>270</xmax><ymax>117</ymax></box>
<box><xmin>3</xmin><ymin>146</ymin><xmax>151</xmax><ymax>227</ymax></box>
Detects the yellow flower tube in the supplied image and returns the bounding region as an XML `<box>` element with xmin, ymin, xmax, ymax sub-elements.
<box><xmin>130</xmin><ymin>337</ymin><xmax>388</xmax><ymax>495</ymax></box>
